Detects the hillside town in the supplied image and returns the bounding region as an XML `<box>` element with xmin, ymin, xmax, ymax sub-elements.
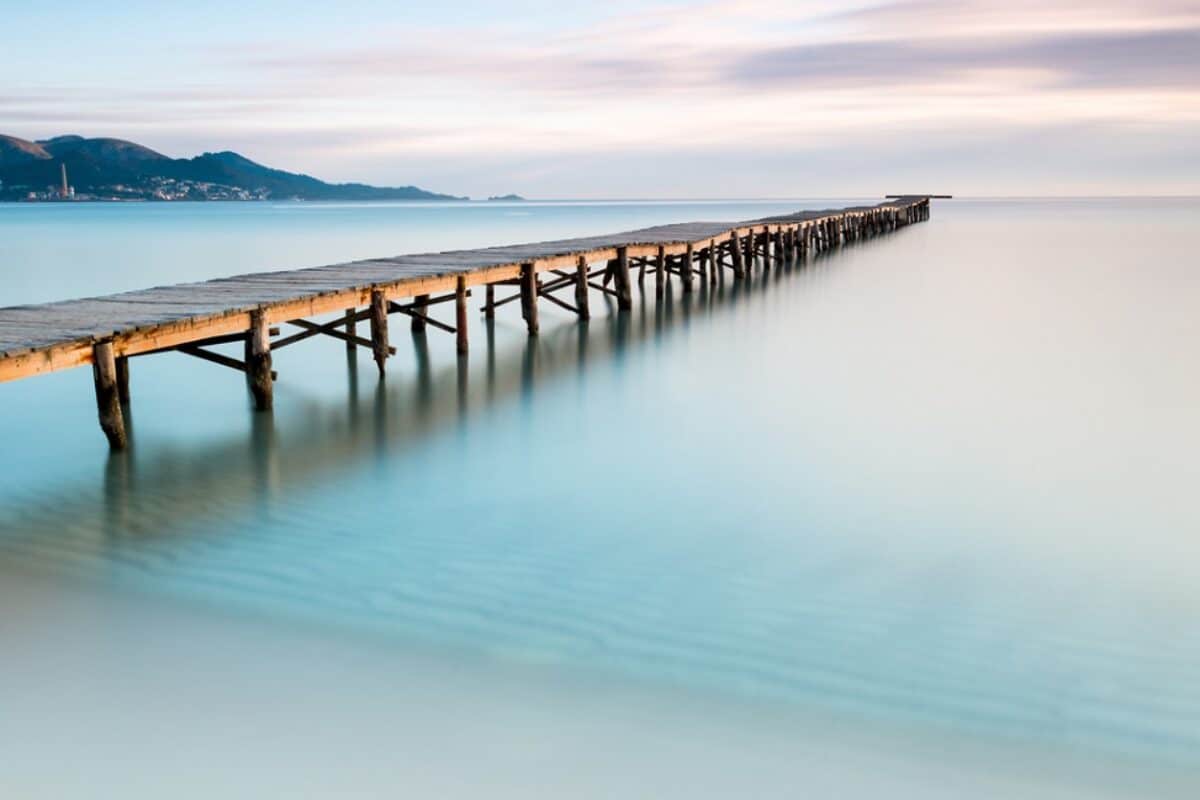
<box><xmin>1</xmin><ymin>164</ymin><xmax>271</xmax><ymax>201</ymax></box>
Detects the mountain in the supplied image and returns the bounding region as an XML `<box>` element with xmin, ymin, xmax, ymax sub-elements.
<box><xmin>0</xmin><ymin>134</ymin><xmax>466</xmax><ymax>201</ymax></box>
<box><xmin>0</xmin><ymin>134</ymin><xmax>53</xmax><ymax>165</ymax></box>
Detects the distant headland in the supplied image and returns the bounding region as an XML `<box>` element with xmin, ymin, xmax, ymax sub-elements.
<box><xmin>0</xmin><ymin>134</ymin><xmax>502</xmax><ymax>202</ymax></box>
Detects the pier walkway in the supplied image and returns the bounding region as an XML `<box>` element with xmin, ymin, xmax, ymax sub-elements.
<box><xmin>0</xmin><ymin>196</ymin><xmax>933</xmax><ymax>449</ymax></box>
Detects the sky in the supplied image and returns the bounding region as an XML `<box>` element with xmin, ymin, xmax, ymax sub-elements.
<box><xmin>4</xmin><ymin>0</ymin><xmax>1199</xmax><ymax>198</ymax></box>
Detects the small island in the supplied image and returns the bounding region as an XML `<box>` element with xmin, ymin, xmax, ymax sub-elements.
<box><xmin>486</xmin><ymin>194</ymin><xmax>525</xmax><ymax>202</ymax></box>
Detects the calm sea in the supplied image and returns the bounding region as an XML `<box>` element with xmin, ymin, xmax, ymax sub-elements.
<box><xmin>1</xmin><ymin>198</ymin><xmax>1197</xmax><ymax>798</ymax></box>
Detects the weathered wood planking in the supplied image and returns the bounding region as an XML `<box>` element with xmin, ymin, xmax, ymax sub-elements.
<box><xmin>0</xmin><ymin>198</ymin><xmax>930</xmax><ymax>383</ymax></box>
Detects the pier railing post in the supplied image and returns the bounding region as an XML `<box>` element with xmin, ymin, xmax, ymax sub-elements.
<box><xmin>92</xmin><ymin>340</ymin><xmax>127</xmax><ymax>450</ymax></box>
<box><xmin>370</xmin><ymin>289</ymin><xmax>389</xmax><ymax>376</ymax></box>
<box><xmin>246</xmin><ymin>308</ymin><xmax>273</xmax><ymax>411</ymax></box>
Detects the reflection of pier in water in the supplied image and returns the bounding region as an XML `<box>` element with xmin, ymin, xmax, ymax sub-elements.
<box><xmin>26</xmin><ymin>242</ymin><xmax>861</xmax><ymax>546</ymax></box>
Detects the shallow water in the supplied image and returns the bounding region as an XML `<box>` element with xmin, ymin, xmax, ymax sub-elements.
<box><xmin>1</xmin><ymin>198</ymin><xmax>1198</xmax><ymax>797</ymax></box>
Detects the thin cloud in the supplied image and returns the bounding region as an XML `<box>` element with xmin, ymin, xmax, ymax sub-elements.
<box><xmin>732</xmin><ymin>28</ymin><xmax>1200</xmax><ymax>90</ymax></box>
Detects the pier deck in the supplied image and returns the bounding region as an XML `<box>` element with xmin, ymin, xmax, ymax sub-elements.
<box><xmin>0</xmin><ymin>196</ymin><xmax>933</xmax><ymax>449</ymax></box>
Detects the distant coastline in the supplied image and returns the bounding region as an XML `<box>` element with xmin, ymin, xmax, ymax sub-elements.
<box><xmin>0</xmin><ymin>133</ymin><xmax>515</xmax><ymax>203</ymax></box>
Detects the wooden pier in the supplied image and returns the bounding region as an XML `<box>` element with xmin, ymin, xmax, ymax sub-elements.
<box><xmin>0</xmin><ymin>197</ymin><xmax>933</xmax><ymax>449</ymax></box>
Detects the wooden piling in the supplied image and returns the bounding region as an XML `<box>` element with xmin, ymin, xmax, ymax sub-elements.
<box><xmin>115</xmin><ymin>354</ymin><xmax>130</xmax><ymax>405</ymax></box>
<box><xmin>246</xmin><ymin>309</ymin><xmax>273</xmax><ymax>411</ymax></box>
<box><xmin>520</xmin><ymin>262</ymin><xmax>539</xmax><ymax>335</ymax></box>
<box><xmin>91</xmin><ymin>341</ymin><xmax>127</xmax><ymax>450</ymax></box>
<box><xmin>411</xmin><ymin>294</ymin><xmax>429</xmax><ymax>332</ymax></box>
<box><xmin>574</xmin><ymin>256</ymin><xmax>591</xmax><ymax>320</ymax></box>
<box><xmin>655</xmin><ymin>245</ymin><xmax>666</xmax><ymax>298</ymax></box>
<box><xmin>615</xmin><ymin>247</ymin><xmax>633</xmax><ymax>310</ymax></box>
<box><xmin>343</xmin><ymin>308</ymin><xmax>356</xmax><ymax>351</ymax></box>
<box><xmin>455</xmin><ymin>275</ymin><xmax>469</xmax><ymax>356</ymax></box>
<box><xmin>683</xmin><ymin>243</ymin><xmax>695</xmax><ymax>293</ymax></box>
<box><xmin>731</xmin><ymin>232</ymin><xmax>745</xmax><ymax>279</ymax></box>
<box><xmin>485</xmin><ymin>284</ymin><xmax>495</xmax><ymax>318</ymax></box>
<box><xmin>370</xmin><ymin>289</ymin><xmax>388</xmax><ymax>376</ymax></box>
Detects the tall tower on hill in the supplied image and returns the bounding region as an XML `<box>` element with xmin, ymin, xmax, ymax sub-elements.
<box><xmin>60</xmin><ymin>163</ymin><xmax>69</xmax><ymax>198</ymax></box>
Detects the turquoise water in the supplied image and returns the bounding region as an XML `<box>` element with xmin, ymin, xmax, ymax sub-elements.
<box><xmin>1</xmin><ymin>199</ymin><xmax>1198</xmax><ymax>797</ymax></box>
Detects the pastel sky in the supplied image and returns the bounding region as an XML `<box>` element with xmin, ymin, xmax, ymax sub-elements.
<box><xmin>4</xmin><ymin>0</ymin><xmax>1198</xmax><ymax>197</ymax></box>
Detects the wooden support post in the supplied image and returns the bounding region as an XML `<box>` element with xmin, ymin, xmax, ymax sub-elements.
<box><xmin>574</xmin><ymin>256</ymin><xmax>591</xmax><ymax>320</ymax></box>
<box><xmin>744</xmin><ymin>228</ymin><xmax>755</xmax><ymax>272</ymax></box>
<box><xmin>411</xmin><ymin>294</ymin><xmax>429</xmax><ymax>332</ymax></box>
<box><xmin>614</xmin><ymin>247</ymin><xmax>632</xmax><ymax>310</ymax></box>
<box><xmin>655</xmin><ymin>246</ymin><xmax>666</xmax><ymax>298</ymax></box>
<box><xmin>731</xmin><ymin>232</ymin><xmax>745</xmax><ymax>279</ymax></box>
<box><xmin>343</xmin><ymin>307</ymin><xmax>356</xmax><ymax>351</ymax></box>
<box><xmin>455</xmin><ymin>275</ymin><xmax>469</xmax><ymax>356</ymax></box>
<box><xmin>709</xmin><ymin>241</ymin><xmax>719</xmax><ymax>287</ymax></box>
<box><xmin>92</xmin><ymin>340</ymin><xmax>127</xmax><ymax>450</ymax></box>
<box><xmin>698</xmin><ymin>246</ymin><xmax>708</xmax><ymax>286</ymax></box>
<box><xmin>370</xmin><ymin>289</ymin><xmax>388</xmax><ymax>376</ymax></box>
<box><xmin>115</xmin><ymin>354</ymin><xmax>130</xmax><ymax>404</ymax></box>
<box><xmin>683</xmin><ymin>243</ymin><xmax>695</xmax><ymax>293</ymax></box>
<box><xmin>520</xmin><ymin>262</ymin><xmax>539</xmax><ymax>335</ymax></box>
<box><xmin>246</xmin><ymin>309</ymin><xmax>273</xmax><ymax>411</ymax></box>
<box><xmin>484</xmin><ymin>283</ymin><xmax>496</xmax><ymax>317</ymax></box>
